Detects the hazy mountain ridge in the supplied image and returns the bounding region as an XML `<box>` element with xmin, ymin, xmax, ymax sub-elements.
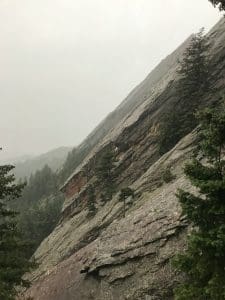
<box><xmin>24</xmin><ymin>18</ymin><xmax>225</xmax><ymax>300</ymax></box>
<box><xmin>61</xmin><ymin>35</ymin><xmax>194</xmax><ymax>190</ymax></box>
<box><xmin>12</xmin><ymin>146</ymin><xmax>72</xmax><ymax>179</ymax></box>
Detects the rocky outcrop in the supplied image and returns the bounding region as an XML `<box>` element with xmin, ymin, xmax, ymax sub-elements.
<box><xmin>24</xmin><ymin>18</ymin><xmax>225</xmax><ymax>300</ymax></box>
<box><xmin>25</xmin><ymin>131</ymin><xmax>195</xmax><ymax>300</ymax></box>
<box><xmin>60</xmin><ymin>32</ymin><xmax>193</xmax><ymax>190</ymax></box>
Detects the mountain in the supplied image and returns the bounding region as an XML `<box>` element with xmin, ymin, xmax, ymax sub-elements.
<box><xmin>0</xmin><ymin>154</ymin><xmax>33</xmax><ymax>165</ymax></box>
<box><xmin>60</xmin><ymin>34</ymin><xmax>194</xmax><ymax>187</ymax></box>
<box><xmin>24</xmin><ymin>18</ymin><xmax>225</xmax><ymax>300</ymax></box>
<box><xmin>13</xmin><ymin>146</ymin><xmax>72</xmax><ymax>179</ymax></box>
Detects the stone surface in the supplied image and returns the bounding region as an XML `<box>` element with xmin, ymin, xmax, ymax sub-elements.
<box><xmin>24</xmin><ymin>131</ymin><xmax>194</xmax><ymax>300</ymax></box>
<box><xmin>23</xmin><ymin>18</ymin><xmax>225</xmax><ymax>300</ymax></box>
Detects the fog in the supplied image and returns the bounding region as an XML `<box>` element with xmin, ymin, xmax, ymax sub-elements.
<box><xmin>0</xmin><ymin>0</ymin><xmax>221</xmax><ymax>161</ymax></box>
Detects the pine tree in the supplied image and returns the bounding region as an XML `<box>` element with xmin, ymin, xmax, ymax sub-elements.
<box><xmin>19</xmin><ymin>194</ymin><xmax>63</xmax><ymax>257</ymax></box>
<box><xmin>96</xmin><ymin>148</ymin><xmax>116</xmax><ymax>201</ymax></box>
<box><xmin>209</xmin><ymin>0</ymin><xmax>225</xmax><ymax>11</ymax></box>
<box><xmin>17</xmin><ymin>165</ymin><xmax>58</xmax><ymax>209</ymax></box>
<box><xmin>177</xmin><ymin>28</ymin><xmax>210</xmax><ymax>99</ymax></box>
<box><xmin>159</xmin><ymin>29</ymin><xmax>210</xmax><ymax>154</ymax></box>
<box><xmin>0</xmin><ymin>163</ymin><xmax>35</xmax><ymax>300</ymax></box>
<box><xmin>173</xmin><ymin>107</ymin><xmax>225</xmax><ymax>299</ymax></box>
<box><xmin>176</xmin><ymin>28</ymin><xmax>210</xmax><ymax>139</ymax></box>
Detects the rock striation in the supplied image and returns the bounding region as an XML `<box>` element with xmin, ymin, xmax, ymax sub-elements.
<box><xmin>24</xmin><ymin>18</ymin><xmax>225</xmax><ymax>300</ymax></box>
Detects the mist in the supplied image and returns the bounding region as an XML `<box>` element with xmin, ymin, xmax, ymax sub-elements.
<box><xmin>0</xmin><ymin>0</ymin><xmax>221</xmax><ymax>161</ymax></box>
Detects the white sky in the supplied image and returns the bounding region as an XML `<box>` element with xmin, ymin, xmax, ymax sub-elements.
<box><xmin>0</xmin><ymin>0</ymin><xmax>221</xmax><ymax>161</ymax></box>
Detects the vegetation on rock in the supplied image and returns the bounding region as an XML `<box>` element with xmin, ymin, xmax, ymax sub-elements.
<box><xmin>96</xmin><ymin>148</ymin><xmax>117</xmax><ymax>202</ymax></box>
<box><xmin>162</xmin><ymin>167</ymin><xmax>176</xmax><ymax>183</ymax></box>
<box><xmin>173</xmin><ymin>107</ymin><xmax>225</xmax><ymax>299</ymax></box>
<box><xmin>159</xmin><ymin>28</ymin><xmax>210</xmax><ymax>155</ymax></box>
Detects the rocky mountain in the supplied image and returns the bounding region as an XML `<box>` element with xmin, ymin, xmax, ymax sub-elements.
<box><xmin>12</xmin><ymin>146</ymin><xmax>71</xmax><ymax>179</ymax></box>
<box><xmin>59</xmin><ymin>34</ymin><xmax>194</xmax><ymax>185</ymax></box>
<box><xmin>24</xmin><ymin>18</ymin><xmax>225</xmax><ymax>300</ymax></box>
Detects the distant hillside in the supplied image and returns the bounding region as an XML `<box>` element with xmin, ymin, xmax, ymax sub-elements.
<box><xmin>13</xmin><ymin>147</ymin><xmax>72</xmax><ymax>179</ymax></box>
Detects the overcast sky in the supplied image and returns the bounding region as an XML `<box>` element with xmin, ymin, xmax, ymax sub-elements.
<box><xmin>0</xmin><ymin>0</ymin><xmax>221</xmax><ymax>161</ymax></box>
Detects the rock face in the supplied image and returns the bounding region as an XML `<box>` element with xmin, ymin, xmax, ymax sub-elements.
<box><xmin>24</xmin><ymin>18</ymin><xmax>225</xmax><ymax>300</ymax></box>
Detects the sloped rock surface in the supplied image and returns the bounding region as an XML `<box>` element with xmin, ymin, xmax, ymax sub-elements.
<box><xmin>24</xmin><ymin>18</ymin><xmax>225</xmax><ymax>300</ymax></box>
<box><xmin>25</xmin><ymin>131</ymin><xmax>195</xmax><ymax>300</ymax></box>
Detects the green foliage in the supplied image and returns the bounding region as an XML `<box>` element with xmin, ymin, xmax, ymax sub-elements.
<box><xmin>87</xmin><ymin>185</ymin><xmax>97</xmax><ymax>217</ymax></box>
<box><xmin>162</xmin><ymin>167</ymin><xmax>176</xmax><ymax>183</ymax></box>
<box><xmin>173</xmin><ymin>107</ymin><xmax>225</xmax><ymax>299</ymax></box>
<box><xmin>159</xmin><ymin>29</ymin><xmax>210</xmax><ymax>155</ymax></box>
<box><xmin>209</xmin><ymin>0</ymin><xmax>225</xmax><ymax>10</ymax></box>
<box><xmin>119</xmin><ymin>187</ymin><xmax>134</xmax><ymax>201</ymax></box>
<box><xmin>96</xmin><ymin>148</ymin><xmax>116</xmax><ymax>202</ymax></box>
<box><xmin>19</xmin><ymin>165</ymin><xmax>57</xmax><ymax>208</ymax></box>
<box><xmin>116</xmin><ymin>142</ymin><xmax>130</xmax><ymax>152</ymax></box>
<box><xmin>0</xmin><ymin>163</ymin><xmax>35</xmax><ymax>300</ymax></box>
<box><xmin>19</xmin><ymin>194</ymin><xmax>63</xmax><ymax>256</ymax></box>
<box><xmin>177</xmin><ymin>28</ymin><xmax>210</xmax><ymax>99</ymax></box>
<box><xmin>12</xmin><ymin>165</ymin><xmax>63</xmax><ymax>257</ymax></box>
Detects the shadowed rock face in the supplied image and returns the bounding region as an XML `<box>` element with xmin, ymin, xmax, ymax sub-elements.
<box><xmin>24</xmin><ymin>18</ymin><xmax>225</xmax><ymax>300</ymax></box>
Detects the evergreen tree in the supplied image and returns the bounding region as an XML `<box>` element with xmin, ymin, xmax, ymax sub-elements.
<box><xmin>19</xmin><ymin>194</ymin><xmax>63</xmax><ymax>256</ymax></box>
<box><xmin>0</xmin><ymin>163</ymin><xmax>35</xmax><ymax>300</ymax></box>
<box><xmin>16</xmin><ymin>165</ymin><xmax>58</xmax><ymax>210</ymax></box>
<box><xmin>173</xmin><ymin>107</ymin><xmax>225</xmax><ymax>299</ymax></box>
<box><xmin>10</xmin><ymin>164</ymin><xmax>64</xmax><ymax>257</ymax></box>
<box><xmin>96</xmin><ymin>148</ymin><xmax>116</xmax><ymax>202</ymax></box>
<box><xmin>159</xmin><ymin>29</ymin><xmax>210</xmax><ymax>154</ymax></box>
<box><xmin>87</xmin><ymin>185</ymin><xmax>97</xmax><ymax>217</ymax></box>
<box><xmin>177</xmin><ymin>28</ymin><xmax>210</xmax><ymax>99</ymax></box>
<box><xmin>209</xmin><ymin>0</ymin><xmax>225</xmax><ymax>10</ymax></box>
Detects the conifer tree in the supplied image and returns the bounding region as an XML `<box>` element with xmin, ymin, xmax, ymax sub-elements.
<box><xmin>173</xmin><ymin>107</ymin><xmax>225</xmax><ymax>299</ymax></box>
<box><xmin>176</xmin><ymin>28</ymin><xmax>210</xmax><ymax>135</ymax></box>
<box><xmin>96</xmin><ymin>148</ymin><xmax>116</xmax><ymax>201</ymax></box>
<box><xmin>0</xmin><ymin>162</ymin><xmax>35</xmax><ymax>300</ymax></box>
<box><xmin>159</xmin><ymin>29</ymin><xmax>210</xmax><ymax>154</ymax></box>
<box><xmin>177</xmin><ymin>28</ymin><xmax>210</xmax><ymax>99</ymax></box>
<box><xmin>19</xmin><ymin>194</ymin><xmax>63</xmax><ymax>257</ymax></box>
